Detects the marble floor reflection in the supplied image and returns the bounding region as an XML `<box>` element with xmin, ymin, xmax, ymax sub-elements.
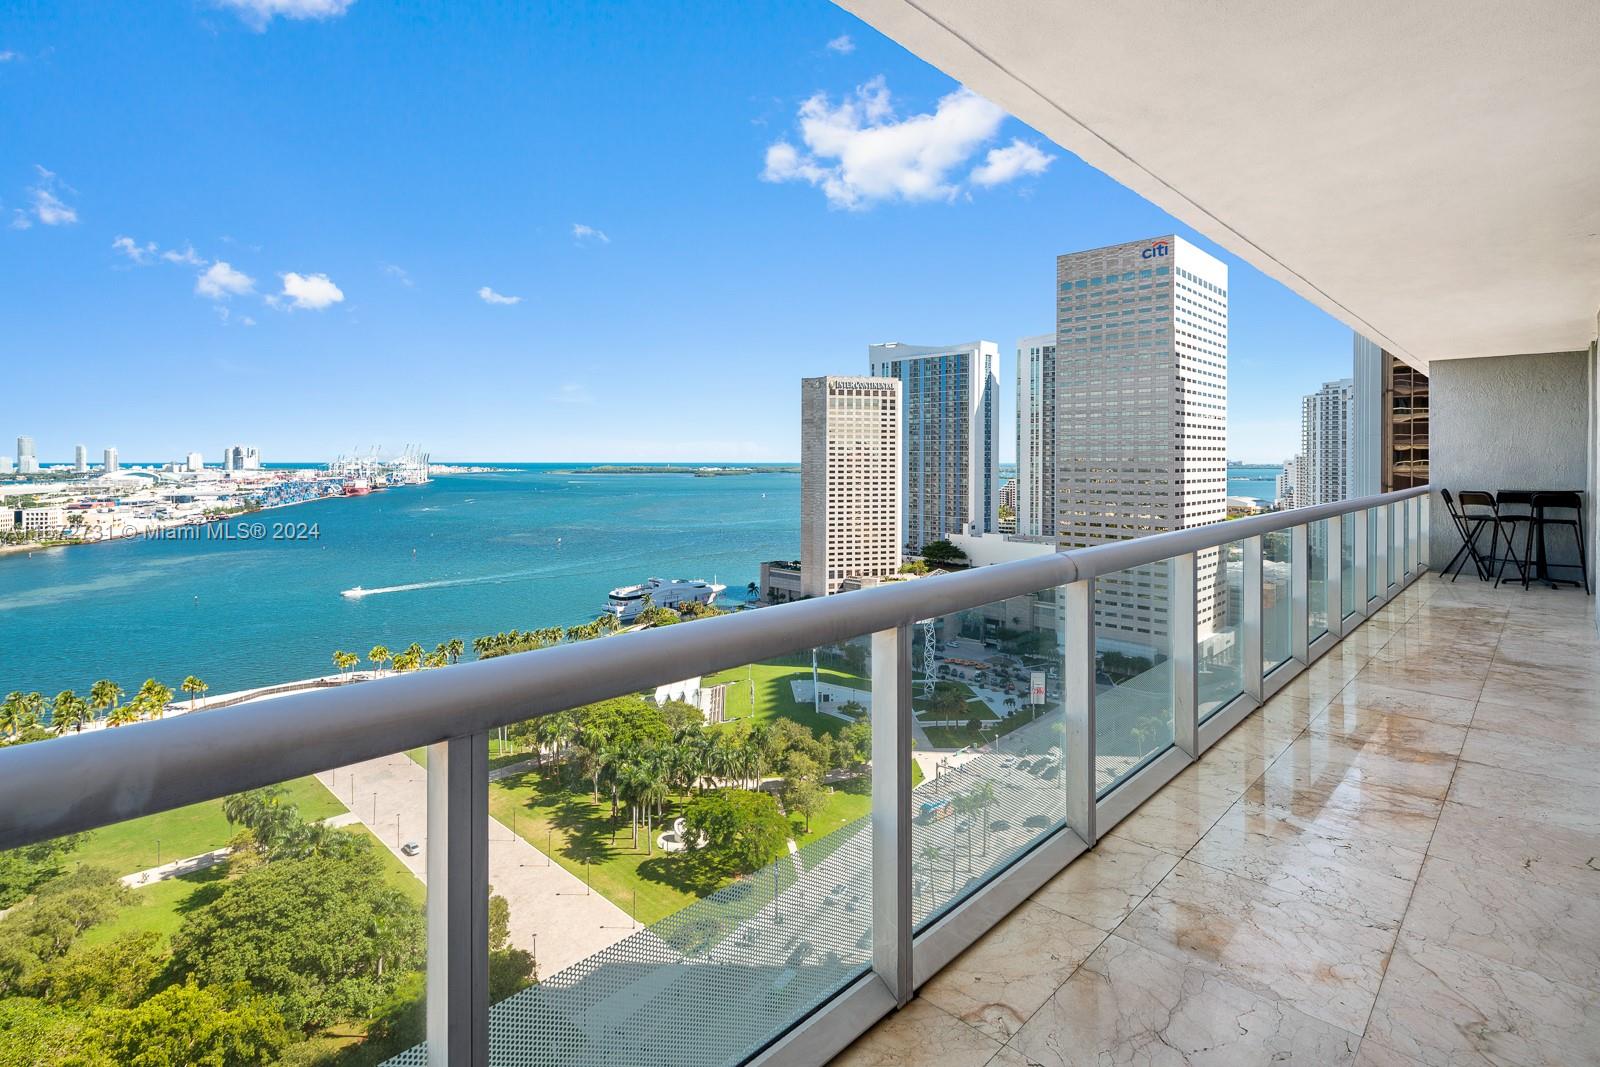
<box><xmin>832</xmin><ymin>576</ymin><xmax>1600</xmax><ymax>1067</ymax></box>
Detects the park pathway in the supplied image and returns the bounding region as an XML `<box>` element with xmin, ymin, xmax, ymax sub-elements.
<box><xmin>318</xmin><ymin>753</ymin><xmax>634</xmax><ymax>978</ymax></box>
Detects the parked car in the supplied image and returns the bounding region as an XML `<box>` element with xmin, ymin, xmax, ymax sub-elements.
<box><xmin>401</xmin><ymin>840</ymin><xmax>421</xmax><ymax>856</ymax></box>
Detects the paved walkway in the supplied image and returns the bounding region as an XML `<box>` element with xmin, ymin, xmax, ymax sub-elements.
<box><xmin>318</xmin><ymin>753</ymin><xmax>634</xmax><ymax>977</ymax></box>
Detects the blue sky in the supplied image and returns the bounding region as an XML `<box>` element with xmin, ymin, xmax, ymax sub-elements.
<box><xmin>1</xmin><ymin>0</ymin><xmax>1353</xmax><ymax>465</ymax></box>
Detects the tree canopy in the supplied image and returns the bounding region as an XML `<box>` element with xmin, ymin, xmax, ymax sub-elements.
<box><xmin>682</xmin><ymin>789</ymin><xmax>790</xmax><ymax>876</ymax></box>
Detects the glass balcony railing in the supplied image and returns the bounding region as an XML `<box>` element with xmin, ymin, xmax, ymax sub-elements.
<box><xmin>0</xmin><ymin>486</ymin><xmax>1431</xmax><ymax>1067</ymax></box>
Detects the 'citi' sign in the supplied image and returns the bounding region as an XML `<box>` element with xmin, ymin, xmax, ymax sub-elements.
<box><xmin>1141</xmin><ymin>240</ymin><xmax>1170</xmax><ymax>259</ymax></box>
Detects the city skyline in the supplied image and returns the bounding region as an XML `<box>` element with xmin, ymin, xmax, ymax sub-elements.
<box><xmin>3</xmin><ymin>3</ymin><xmax>1352</xmax><ymax>465</ymax></box>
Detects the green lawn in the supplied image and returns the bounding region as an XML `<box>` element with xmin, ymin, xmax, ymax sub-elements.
<box><xmin>787</xmin><ymin>775</ymin><xmax>870</xmax><ymax>848</ymax></box>
<box><xmin>77</xmin><ymin>863</ymin><xmax>229</xmax><ymax>948</ymax></box>
<box><xmin>71</xmin><ymin>775</ymin><xmax>346</xmax><ymax>875</ymax></box>
<box><xmin>488</xmin><ymin>766</ymin><xmax>706</xmax><ymax>925</ymax></box>
<box><xmin>703</xmin><ymin>657</ymin><xmax>868</xmax><ymax>736</ymax></box>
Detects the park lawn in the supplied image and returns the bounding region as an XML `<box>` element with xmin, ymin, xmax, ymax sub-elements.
<box><xmin>703</xmin><ymin>658</ymin><xmax>868</xmax><ymax>736</ymax></box>
<box><xmin>71</xmin><ymin>775</ymin><xmax>346</xmax><ymax>876</ymax></box>
<box><xmin>77</xmin><ymin>863</ymin><xmax>230</xmax><ymax>949</ymax></box>
<box><xmin>787</xmin><ymin>776</ymin><xmax>869</xmax><ymax>848</ymax></box>
<box><xmin>488</xmin><ymin>766</ymin><xmax>710</xmax><ymax>926</ymax></box>
<box><xmin>407</xmin><ymin>738</ymin><xmax>526</xmax><ymax>770</ymax></box>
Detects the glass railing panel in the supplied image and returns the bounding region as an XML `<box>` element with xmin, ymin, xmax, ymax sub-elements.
<box><xmin>1094</xmin><ymin>559</ymin><xmax>1175</xmax><ymax>796</ymax></box>
<box><xmin>0</xmin><ymin>739</ymin><xmax>428</xmax><ymax>1067</ymax></box>
<box><xmin>911</xmin><ymin>586</ymin><xmax>1065</xmax><ymax>929</ymax></box>
<box><xmin>1403</xmin><ymin>499</ymin><xmax>1415</xmax><ymax>575</ymax></box>
<box><xmin>1340</xmin><ymin>513</ymin><xmax>1357</xmax><ymax>619</ymax></box>
<box><xmin>1308</xmin><ymin>519</ymin><xmax>1330</xmax><ymax>641</ymax></box>
<box><xmin>1199</xmin><ymin>541</ymin><xmax>1245</xmax><ymax>721</ymax></box>
<box><xmin>1366</xmin><ymin>507</ymin><xmax>1380</xmax><ymax>602</ymax></box>
<box><xmin>1387</xmin><ymin>504</ymin><xmax>1399</xmax><ymax>588</ymax></box>
<box><xmin>1263</xmin><ymin>530</ymin><xmax>1294</xmax><ymax>672</ymax></box>
<box><xmin>479</xmin><ymin>635</ymin><xmax>876</xmax><ymax>1066</ymax></box>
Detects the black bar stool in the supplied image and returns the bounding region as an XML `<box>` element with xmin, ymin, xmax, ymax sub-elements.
<box><xmin>1515</xmin><ymin>492</ymin><xmax>1591</xmax><ymax>593</ymax></box>
<box><xmin>1441</xmin><ymin>490</ymin><xmax>1497</xmax><ymax>581</ymax></box>
<box><xmin>1493</xmin><ymin>491</ymin><xmax>1538</xmax><ymax>587</ymax></box>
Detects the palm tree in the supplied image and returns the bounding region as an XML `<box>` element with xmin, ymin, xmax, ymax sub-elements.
<box><xmin>88</xmin><ymin>679</ymin><xmax>124</xmax><ymax>724</ymax></box>
<box><xmin>136</xmin><ymin>679</ymin><xmax>174</xmax><ymax>720</ymax></box>
<box><xmin>52</xmin><ymin>690</ymin><xmax>90</xmax><ymax>734</ymax></box>
<box><xmin>1</xmin><ymin>691</ymin><xmax>26</xmax><ymax>739</ymax></box>
<box><xmin>446</xmin><ymin>638</ymin><xmax>465</xmax><ymax>664</ymax></box>
<box><xmin>19</xmin><ymin>691</ymin><xmax>45</xmax><ymax>732</ymax></box>
<box><xmin>639</xmin><ymin>773</ymin><xmax>669</xmax><ymax>856</ymax></box>
<box><xmin>369</xmin><ymin>645</ymin><xmax>392</xmax><ymax>676</ymax></box>
<box><xmin>181</xmin><ymin>675</ymin><xmax>209</xmax><ymax>711</ymax></box>
<box><xmin>968</xmin><ymin>781</ymin><xmax>997</xmax><ymax>856</ymax></box>
<box><xmin>920</xmin><ymin>843</ymin><xmax>944</xmax><ymax>896</ymax></box>
<box><xmin>107</xmin><ymin>701</ymin><xmax>140</xmax><ymax>727</ymax></box>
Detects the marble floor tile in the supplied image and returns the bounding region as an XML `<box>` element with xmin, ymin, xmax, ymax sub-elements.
<box><xmin>1427</xmin><ymin>799</ymin><xmax>1600</xmax><ymax>892</ymax></box>
<box><xmin>1364</xmin><ymin>934</ymin><xmax>1600</xmax><ymax>1067</ymax></box>
<box><xmin>1189</xmin><ymin>802</ymin><xmax>1425</xmax><ymax>927</ymax></box>
<box><xmin>1166</xmin><ymin>748</ymin><xmax>1269</xmax><ymax>798</ymax></box>
<box><xmin>1482</xmin><ymin>658</ymin><xmax>1600</xmax><ymax>696</ymax></box>
<box><xmin>1476</xmin><ymin>673</ymin><xmax>1600</xmax><ymax>715</ymax></box>
<box><xmin>828</xmin><ymin>996</ymin><xmax>1001</xmax><ymax>1067</ymax></box>
<box><xmin>1030</xmin><ymin>834</ymin><xmax>1180</xmax><ymax>932</ymax></box>
<box><xmin>1447</xmin><ymin>761</ymin><xmax>1600</xmax><ymax>837</ymax></box>
<box><xmin>1116</xmin><ymin>859</ymin><xmax>1395</xmax><ymax>1035</ymax></box>
<box><xmin>1400</xmin><ymin>854</ymin><xmax>1600</xmax><ymax>991</ymax></box>
<box><xmin>1006</xmin><ymin>935</ymin><xmax>1360</xmax><ymax>1067</ymax></box>
<box><xmin>1274</xmin><ymin>671</ymin><xmax>1349</xmax><ymax>709</ymax></box>
<box><xmin>1203</xmin><ymin>721</ymin><xmax>1298</xmax><ymax>766</ymax></box>
<box><xmin>1351</xmin><ymin>1040</ymin><xmax>1430</xmax><ymax>1067</ymax></box>
<box><xmin>1458</xmin><ymin>726</ymin><xmax>1600</xmax><ymax>787</ymax></box>
<box><xmin>1349</xmin><ymin>662</ymin><xmax>1487</xmax><ymax>703</ymax></box>
<box><xmin>1242</xmin><ymin>771</ymin><xmax>1442</xmax><ymax>855</ymax></box>
<box><xmin>1262</xmin><ymin>734</ymin><xmax>1459</xmax><ymax>803</ymax></box>
<box><xmin>1464</xmin><ymin>697</ymin><xmax>1600</xmax><ymax>747</ymax></box>
<box><xmin>1104</xmin><ymin>782</ymin><xmax>1239</xmax><ymax>856</ymax></box>
<box><xmin>1324</xmin><ymin>681</ymin><xmax>1479</xmax><ymax>727</ymax></box>
<box><xmin>920</xmin><ymin>900</ymin><xmax>1109</xmax><ymax>1042</ymax></box>
<box><xmin>1308</xmin><ymin>703</ymin><xmax>1467</xmax><ymax>758</ymax></box>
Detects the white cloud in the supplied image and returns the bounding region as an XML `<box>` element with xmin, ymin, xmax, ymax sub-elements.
<box><xmin>382</xmin><ymin>263</ymin><xmax>414</xmax><ymax>286</ymax></box>
<box><xmin>761</xmin><ymin>76</ymin><xmax>1016</xmax><ymax>209</ymax></box>
<box><xmin>477</xmin><ymin>286</ymin><xmax>522</xmax><ymax>305</ymax></box>
<box><xmin>216</xmin><ymin>0</ymin><xmax>356</xmax><ymax>30</ymax></box>
<box><xmin>825</xmin><ymin>34</ymin><xmax>855</xmax><ymax>54</ymax></box>
<box><xmin>0</xmin><ymin>50</ymin><xmax>19</xmax><ymax>62</ymax></box>
<box><xmin>162</xmin><ymin>244</ymin><xmax>205</xmax><ymax>265</ymax></box>
<box><xmin>112</xmin><ymin>235</ymin><xmax>158</xmax><ymax>264</ymax></box>
<box><xmin>571</xmin><ymin>223</ymin><xmax>609</xmax><ymax>244</ymax></box>
<box><xmin>552</xmin><ymin>383</ymin><xmax>592</xmax><ymax>405</ymax></box>
<box><xmin>195</xmin><ymin>261</ymin><xmax>255</xmax><ymax>300</ymax></box>
<box><xmin>275</xmin><ymin>271</ymin><xmax>345</xmax><ymax>310</ymax></box>
<box><xmin>970</xmin><ymin>138</ymin><xmax>1055</xmax><ymax>186</ymax></box>
<box><xmin>9</xmin><ymin>209</ymin><xmax>33</xmax><ymax>231</ymax></box>
<box><xmin>27</xmin><ymin>166</ymin><xmax>78</xmax><ymax>225</ymax></box>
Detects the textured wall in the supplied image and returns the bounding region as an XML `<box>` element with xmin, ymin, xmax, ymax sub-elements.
<box><xmin>1429</xmin><ymin>350</ymin><xmax>1591</xmax><ymax>576</ymax></box>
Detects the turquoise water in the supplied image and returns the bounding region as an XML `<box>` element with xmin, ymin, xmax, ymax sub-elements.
<box><xmin>0</xmin><ymin>465</ymin><xmax>800</xmax><ymax>698</ymax></box>
<box><xmin>1228</xmin><ymin>465</ymin><xmax>1283</xmax><ymax>503</ymax></box>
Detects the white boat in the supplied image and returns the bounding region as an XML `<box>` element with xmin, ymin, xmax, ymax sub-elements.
<box><xmin>604</xmin><ymin>577</ymin><xmax>725</xmax><ymax>621</ymax></box>
<box><xmin>341</xmin><ymin>586</ymin><xmax>367</xmax><ymax>599</ymax></box>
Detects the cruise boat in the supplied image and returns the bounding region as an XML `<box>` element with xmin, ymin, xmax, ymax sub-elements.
<box><xmin>604</xmin><ymin>577</ymin><xmax>725</xmax><ymax>621</ymax></box>
<box><xmin>342</xmin><ymin>479</ymin><xmax>372</xmax><ymax>496</ymax></box>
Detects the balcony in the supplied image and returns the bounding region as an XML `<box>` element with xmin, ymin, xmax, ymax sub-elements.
<box><xmin>834</xmin><ymin>574</ymin><xmax>1600</xmax><ymax>1066</ymax></box>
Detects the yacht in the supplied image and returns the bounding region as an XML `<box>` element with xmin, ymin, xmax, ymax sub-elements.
<box><xmin>604</xmin><ymin>577</ymin><xmax>725</xmax><ymax>621</ymax></box>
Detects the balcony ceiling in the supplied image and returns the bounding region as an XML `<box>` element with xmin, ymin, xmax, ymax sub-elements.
<box><xmin>837</xmin><ymin>0</ymin><xmax>1600</xmax><ymax>367</ymax></box>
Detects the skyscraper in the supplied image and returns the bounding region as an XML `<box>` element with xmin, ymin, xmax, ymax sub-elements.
<box><xmin>1299</xmin><ymin>379</ymin><xmax>1354</xmax><ymax>506</ymax></box>
<box><xmin>1276</xmin><ymin>456</ymin><xmax>1301</xmax><ymax>510</ymax></box>
<box><xmin>1016</xmin><ymin>332</ymin><xmax>1057</xmax><ymax>538</ymax></box>
<box><xmin>16</xmin><ymin>436</ymin><xmax>37</xmax><ymax>476</ymax></box>
<box><xmin>800</xmin><ymin>376</ymin><xmax>902</xmax><ymax>597</ymax></box>
<box><xmin>74</xmin><ymin>444</ymin><xmax>88</xmax><ymax>473</ymax></box>
<box><xmin>869</xmin><ymin>341</ymin><xmax>999</xmax><ymax>551</ymax></box>
<box><xmin>1055</xmin><ymin>235</ymin><xmax>1228</xmax><ymax>638</ymax></box>
<box><xmin>103</xmin><ymin>447</ymin><xmax>119</xmax><ymax>474</ymax></box>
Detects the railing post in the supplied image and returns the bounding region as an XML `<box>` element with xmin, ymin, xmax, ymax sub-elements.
<box><xmin>1376</xmin><ymin>504</ymin><xmax>1392</xmax><ymax>596</ymax></box>
<box><xmin>1327</xmin><ymin>513</ymin><xmax>1344</xmax><ymax>636</ymax></box>
<box><xmin>1354</xmin><ymin>509</ymin><xmax>1371</xmax><ymax>614</ymax></box>
<box><xmin>1242</xmin><ymin>536</ymin><xmax>1264</xmax><ymax>701</ymax></box>
<box><xmin>870</xmin><ymin>626</ymin><xmax>913</xmax><ymax>1007</ymax></box>
<box><xmin>1062</xmin><ymin>579</ymin><xmax>1097</xmax><ymax>845</ymax></box>
<box><xmin>1290</xmin><ymin>524</ymin><xmax>1310</xmax><ymax>663</ymax></box>
<box><xmin>427</xmin><ymin>732</ymin><xmax>490</xmax><ymax>1067</ymax></box>
<box><xmin>1419</xmin><ymin>492</ymin><xmax>1431</xmax><ymax>571</ymax></box>
<box><xmin>1172</xmin><ymin>553</ymin><xmax>1198</xmax><ymax>758</ymax></box>
<box><xmin>1408</xmin><ymin>496</ymin><xmax>1421</xmax><ymax>576</ymax></box>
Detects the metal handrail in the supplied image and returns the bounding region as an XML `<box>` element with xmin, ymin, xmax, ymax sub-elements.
<box><xmin>0</xmin><ymin>485</ymin><xmax>1430</xmax><ymax>851</ymax></box>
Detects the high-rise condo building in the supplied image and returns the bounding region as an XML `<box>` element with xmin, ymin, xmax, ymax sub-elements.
<box><xmin>1056</xmin><ymin>235</ymin><xmax>1229</xmax><ymax>640</ymax></box>
<box><xmin>103</xmin><ymin>447</ymin><xmax>119</xmax><ymax>474</ymax></box>
<box><xmin>16</xmin><ymin>436</ymin><xmax>38</xmax><ymax>476</ymax></box>
<box><xmin>1016</xmin><ymin>332</ymin><xmax>1058</xmax><ymax>538</ymax></box>
<box><xmin>1299</xmin><ymin>378</ymin><xmax>1354</xmax><ymax>506</ymax></box>
<box><xmin>801</xmin><ymin>376</ymin><xmax>902</xmax><ymax>597</ymax></box>
<box><xmin>74</xmin><ymin>445</ymin><xmax>87</xmax><ymax>473</ymax></box>
<box><xmin>1276</xmin><ymin>455</ymin><xmax>1301</xmax><ymax>510</ymax></box>
<box><xmin>186</xmin><ymin>451</ymin><xmax>205</xmax><ymax>472</ymax></box>
<box><xmin>227</xmin><ymin>444</ymin><xmax>262</xmax><ymax>471</ymax></box>
<box><xmin>868</xmin><ymin>341</ymin><xmax>999</xmax><ymax>551</ymax></box>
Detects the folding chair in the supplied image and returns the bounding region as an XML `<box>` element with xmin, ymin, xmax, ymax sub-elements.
<box><xmin>1440</xmin><ymin>489</ymin><xmax>1495</xmax><ymax>582</ymax></box>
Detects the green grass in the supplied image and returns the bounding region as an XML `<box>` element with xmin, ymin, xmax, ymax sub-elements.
<box><xmin>488</xmin><ymin>766</ymin><xmax>706</xmax><ymax>925</ymax></box>
<box><xmin>703</xmin><ymin>657</ymin><xmax>868</xmax><ymax>736</ymax></box>
<box><xmin>77</xmin><ymin>863</ymin><xmax>230</xmax><ymax>948</ymax></box>
<box><xmin>71</xmin><ymin>775</ymin><xmax>346</xmax><ymax>875</ymax></box>
<box><xmin>407</xmin><ymin>738</ymin><xmax>525</xmax><ymax>770</ymax></box>
<box><xmin>787</xmin><ymin>775</ymin><xmax>871</xmax><ymax>848</ymax></box>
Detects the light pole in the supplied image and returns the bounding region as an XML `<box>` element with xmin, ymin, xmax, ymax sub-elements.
<box><xmin>395</xmin><ymin>813</ymin><xmax>401</xmax><ymax>846</ymax></box>
<box><xmin>372</xmin><ymin>792</ymin><xmax>377</xmax><ymax>823</ymax></box>
<box><xmin>155</xmin><ymin>837</ymin><xmax>161</xmax><ymax>868</ymax></box>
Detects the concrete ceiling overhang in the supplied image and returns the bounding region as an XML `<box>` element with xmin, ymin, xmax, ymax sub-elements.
<box><xmin>836</xmin><ymin>0</ymin><xmax>1600</xmax><ymax>368</ymax></box>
